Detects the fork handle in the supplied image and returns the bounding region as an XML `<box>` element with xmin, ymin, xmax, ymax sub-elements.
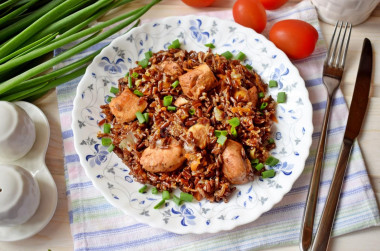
<box><xmin>311</xmin><ymin>138</ymin><xmax>353</xmax><ymax>251</ymax></box>
<box><xmin>300</xmin><ymin>95</ymin><xmax>333</xmax><ymax>251</ymax></box>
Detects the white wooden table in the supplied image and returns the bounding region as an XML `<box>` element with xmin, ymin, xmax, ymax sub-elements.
<box><xmin>1</xmin><ymin>1</ymin><xmax>379</xmax><ymax>250</ymax></box>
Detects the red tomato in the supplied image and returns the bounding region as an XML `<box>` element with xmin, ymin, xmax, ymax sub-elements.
<box><xmin>269</xmin><ymin>19</ymin><xmax>319</xmax><ymax>60</ymax></box>
<box><xmin>181</xmin><ymin>0</ymin><xmax>215</xmax><ymax>7</ymax></box>
<box><xmin>233</xmin><ymin>0</ymin><xmax>267</xmax><ymax>33</ymax></box>
<box><xmin>260</xmin><ymin>0</ymin><xmax>288</xmax><ymax>10</ymax></box>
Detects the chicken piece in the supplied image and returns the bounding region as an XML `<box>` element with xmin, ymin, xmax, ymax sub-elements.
<box><xmin>222</xmin><ymin>140</ymin><xmax>253</xmax><ymax>184</ymax></box>
<box><xmin>179</xmin><ymin>63</ymin><xmax>218</xmax><ymax>99</ymax></box>
<box><xmin>174</xmin><ymin>96</ymin><xmax>189</xmax><ymax>107</ymax></box>
<box><xmin>248</xmin><ymin>86</ymin><xmax>258</xmax><ymax>107</ymax></box>
<box><xmin>109</xmin><ymin>88</ymin><xmax>147</xmax><ymax>124</ymax></box>
<box><xmin>160</xmin><ymin>61</ymin><xmax>183</xmax><ymax>76</ymax></box>
<box><xmin>140</xmin><ymin>140</ymin><xmax>185</xmax><ymax>173</ymax></box>
<box><xmin>188</xmin><ymin>123</ymin><xmax>210</xmax><ymax>149</ymax></box>
<box><xmin>234</xmin><ymin>86</ymin><xmax>258</xmax><ymax>107</ymax></box>
<box><xmin>234</xmin><ymin>87</ymin><xmax>249</xmax><ymax>102</ymax></box>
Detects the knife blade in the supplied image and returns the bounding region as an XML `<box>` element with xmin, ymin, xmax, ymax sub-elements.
<box><xmin>310</xmin><ymin>38</ymin><xmax>373</xmax><ymax>251</ymax></box>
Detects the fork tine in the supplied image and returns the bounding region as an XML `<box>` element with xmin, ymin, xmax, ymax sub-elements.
<box><xmin>339</xmin><ymin>22</ymin><xmax>352</xmax><ymax>68</ymax></box>
<box><xmin>335</xmin><ymin>22</ymin><xmax>348</xmax><ymax>67</ymax></box>
<box><xmin>326</xmin><ymin>21</ymin><xmax>339</xmax><ymax>64</ymax></box>
<box><xmin>329</xmin><ymin>21</ymin><xmax>343</xmax><ymax>66</ymax></box>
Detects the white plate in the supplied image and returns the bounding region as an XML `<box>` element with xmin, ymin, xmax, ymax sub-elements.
<box><xmin>72</xmin><ymin>15</ymin><xmax>313</xmax><ymax>234</ymax></box>
<box><xmin>0</xmin><ymin>102</ymin><xmax>58</xmax><ymax>241</ymax></box>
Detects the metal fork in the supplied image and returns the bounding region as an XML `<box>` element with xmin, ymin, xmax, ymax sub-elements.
<box><xmin>300</xmin><ymin>21</ymin><xmax>352</xmax><ymax>251</ymax></box>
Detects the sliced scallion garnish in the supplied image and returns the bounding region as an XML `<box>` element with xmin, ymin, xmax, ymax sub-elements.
<box><xmin>136</xmin><ymin>111</ymin><xmax>145</xmax><ymax>124</ymax></box>
<box><xmin>101</xmin><ymin>137</ymin><xmax>112</xmax><ymax>147</ymax></box>
<box><xmin>221</xmin><ymin>51</ymin><xmax>233</xmax><ymax>60</ymax></box>
<box><xmin>269</xmin><ymin>80</ymin><xmax>278</xmax><ymax>88</ymax></box>
<box><xmin>265</xmin><ymin>156</ymin><xmax>279</xmax><ymax>167</ymax></box>
<box><xmin>154</xmin><ymin>199</ymin><xmax>165</xmax><ymax>209</ymax></box>
<box><xmin>180</xmin><ymin>192</ymin><xmax>193</xmax><ymax>202</ymax></box>
<box><xmin>139</xmin><ymin>185</ymin><xmax>148</xmax><ymax>193</ymax></box>
<box><xmin>260</xmin><ymin>102</ymin><xmax>268</xmax><ymax>110</ymax></box>
<box><xmin>173</xmin><ymin>195</ymin><xmax>181</xmax><ymax>205</ymax></box>
<box><xmin>163</xmin><ymin>95</ymin><xmax>173</xmax><ymax>106</ymax></box>
<box><xmin>162</xmin><ymin>191</ymin><xmax>170</xmax><ymax>200</ymax></box>
<box><xmin>103</xmin><ymin>123</ymin><xmax>111</xmax><ymax>134</ymax></box>
<box><xmin>217</xmin><ymin>135</ymin><xmax>227</xmax><ymax>145</ymax></box>
<box><xmin>262</xmin><ymin>169</ymin><xmax>276</xmax><ymax>178</ymax></box>
<box><xmin>145</xmin><ymin>50</ymin><xmax>153</xmax><ymax>59</ymax></box>
<box><xmin>138</xmin><ymin>58</ymin><xmax>149</xmax><ymax>68</ymax></box>
<box><xmin>107</xmin><ymin>144</ymin><xmax>115</xmax><ymax>152</ymax></box>
<box><xmin>167</xmin><ymin>105</ymin><xmax>176</xmax><ymax>111</ymax></box>
<box><xmin>132</xmin><ymin>72</ymin><xmax>139</xmax><ymax>78</ymax></box>
<box><xmin>255</xmin><ymin>163</ymin><xmax>264</xmax><ymax>171</ymax></box>
<box><xmin>151</xmin><ymin>187</ymin><xmax>158</xmax><ymax>194</ymax></box>
<box><xmin>245</xmin><ymin>64</ymin><xmax>253</xmax><ymax>70</ymax></box>
<box><xmin>189</xmin><ymin>108</ymin><xmax>195</xmax><ymax>115</ymax></box>
<box><xmin>133</xmin><ymin>89</ymin><xmax>144</xmax><ymax>97</ymax></box>
<box><xmin>215</xmin><ymin>130</ymin><xmax>228</xmax><ymax>137</ymax></box>
<box><xmin>171</xmin><ymin>80</ymin><xmax>179</xmax><ymax>88</ymax></box>
<box><xmin>236</xmin><ymin>51</ymin><xmax>246</xmax><ymax>61</ymax></box>
<box><xmin>204</xmin><ymin>43</ymin><xmax>215</xmax><ymax>49</ymax></box>
<box><xmin>168</xmin><ymin>39</ymin><xmax>180</xmax><ymax>49</ymax></box>
<box><xmin>228</xmin><ymin>117</ymin><xmax>240</xmax><ymax>127</ymax></box>
<box><xmin>110</xmin><ymin>86</ymin><xmax>119</xmax><ymax>94</ymax></box>
<box><xmin>259</xmin><ymin>92</ymin><xmax>264</xmax><ymax>98</ymax></box>
<box><xmin>277</xmin><ymin>92</ymin><xmax>286</xmax><ymax>103</ymax></box>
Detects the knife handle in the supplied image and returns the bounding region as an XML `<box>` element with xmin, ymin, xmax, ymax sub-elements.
<box><xmin>311</xmin><ymin>138</ymin><xmax>353</xmax><ymax>251</ymax></box>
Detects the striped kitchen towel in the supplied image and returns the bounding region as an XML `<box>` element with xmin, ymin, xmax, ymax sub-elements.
<box><xmin>56</xmin><ymin>1</ymin><xmax>380</xmax><ymax>250</ymax></box>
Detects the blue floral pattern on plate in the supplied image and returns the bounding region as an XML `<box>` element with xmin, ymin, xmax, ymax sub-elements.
<box><xmin>72</xmin><ymin>15</ymin><xmax>313</xmax><ymax>234</ymax></box>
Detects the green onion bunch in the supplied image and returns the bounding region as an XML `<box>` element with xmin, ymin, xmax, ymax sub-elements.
<box><xmin>0</xmin><ymin>0</ymin><xmax>161</xmax><ymax>102</ymax></box>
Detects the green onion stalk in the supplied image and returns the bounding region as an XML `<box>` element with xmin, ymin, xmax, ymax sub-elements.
<box><xmin>0</xmin><ymin>0</ymin><xmax>161</xmax><ymax>101</ymax></box>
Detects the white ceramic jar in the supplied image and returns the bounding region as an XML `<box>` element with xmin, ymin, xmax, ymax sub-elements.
<box><xmin>0</xmin><ymin>164</ymin><xmax>40</xmax><ymax>226</ymax></box>
<box><xmin>311</xmin><ymin>0</ymin><xmax>380</xmax><ymax>25</ymax></box>
<box><xmin>0</xmin><ymin>101</ymin><xmax>36</xmax><ymax>161</ymax></box>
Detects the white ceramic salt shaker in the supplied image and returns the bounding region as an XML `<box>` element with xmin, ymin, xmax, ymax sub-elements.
<box><xmin>0</xmin><ymin>164</ymin><xmax>41</xmax><ymax>226</ymax></box>
<box><xmin>0</xmin><ymin>101</ymin><xmax>36</xmax><ymax>161</ymax></box>
<box><xmin>311</xmin><ymin>0</ymin><xmax>380</xmax><ymax>26</ymax></box>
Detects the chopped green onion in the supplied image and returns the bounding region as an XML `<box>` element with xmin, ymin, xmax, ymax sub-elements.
<box><xmin>151</xmin><ymin>187</ymin><xmax>158</xmax><ymax>194</ymax></box>
<box><xmin>162</xmin><ymin>191</ymin><xmax>170</xmax><ymax>200</ymax></box>
<box><xmin>173</xmin><ymin>195</ymin><xmax>182</xmax><ymax>206</ymax></box>
<box><xmin>245</xmin><ymin>64</ymin><xmax>253</xmax><ymax>70</ymax></box>
<box><xmin>269</xmin><ymin>80</ymin><xmax>278</xmax><ymax>88</ymax></box>
<box><xmin>171</xmin><ymin>80</ymin><xmax>179</xmax><ymax>88</ymax></box>
<box><xmin>145</xmin><ymin>51</ymin><xmax>153</xmax><ymax>59</ymax></box>
<box><xmin>260</xmin><ymin>102</ymin><xmax>268</xmax><ymax>110</ymax></box>
<box><xmin>215</xmin><ymin>130</ymin><xmax>228</xmax><ymax>137</ymax></box>
<box><xmin>268</xmin><ymin>138</ymin><xmax>274</xmax><ymax>144</ymax></box>
<box><xmin>132</xmin><ymin>72</ymin><xmax>139</xmax><ymax>78</ymax></box>
<box><xmin>231</xmin><ymin>126</ymin><xmax>237</xmax><ymax>137</ymax></box>
<box><xmin>136</xmin><ymin>111</ymin><xmax>145</xmax><ymax>124</ymax></box>
<box><xmin>236</xmin><ymin>51</ymin><xmax>246</xmax><ymax>61</ymax></box>
<box><xmin>143</xmin><ymin>113</ymin><xmax>149</xmax><ymax>123</ymax></box>
<box><xmin>251</xmin><ymin>158</ymin><xmax>259</xmax><ymax>166</ymax></box>
<box><xmin>138</xmin><ymin>58</ymin><xmax>149</xmax><ymax>68</ymax></box>
<box><xmin>163</xmin><ymin>95</ymin><xmax>173</xmax><ymax>106</ymax></box>
<box><xmin>107</xmin><ymin>144</ymin><xmax>115</xmax><ymax>152</ymax></box>
<box><xmin>262</xmin><ymin>169</ymin><xmax>276</xmax><ymax>178</ymax></box>
<box><xmin>265</xmin><ymin>156</ymin><xmax>279</xmax><ymax>167</ymax></box>
<box><xmin>167</xmin><ymin>105</ymin><xmax>176</xmax><ymax>111</ymax></box>
<box><xmin>101</xmin><ymin>137</ymin><xmax>112</xmax><ymax>147</ymax></box>
<box><xmin>139</xmin><ymin>185</ymin><xmax>148</xmax><ymax>193</ymax></box>
<box><xmin>189</xmin><ymin>108</ymin><xmax>195</xmax><ymax>115</ymax></box>
<box><xmin>126</xmin><ymin>72</ymin><xmax>130</xmax><ymax>77</ymax></box>
<box><xmin>228</xmin><ymin>117</ymin><xmax>240</xmax><ymax>127</ymax></box>
<box><xmin>277</xmin><ymin>92</ymin><xmax>286</xmax><ymax>103</ymax></box>
<box><xmin>106</xmin><ymin>96</ymin><xmax>113</xmax><ymax>103</ymax></box>
<box><xmin>255</xmin><ymin>163</ymin><xmax>264</xmax><ymax>171</ymax></box>
<box><xmin>168</xmin><ymin>39</ymin><xmax>180</xmax><ymax>49</ymax></box>
<box><xmin>128</xmin><ymin>75</ymin><xmax>133</xmax><ymax>88</ymax></box>
<box><xmin>103</xmin><ymin>123</ymin><xmax>111</xmax><ymax>134</ymax></box>
<box><xmin>217</xmin><ymin>135</ymin><xmax>227</xmax><ymax>145</ymax></box>
<box><xmin>259</xmin><ymin>92</ymin><xmax>264</xmax><ymax>98</ymax></box>
<box><xmin>221</xmin><ymin>51</ymin><xmax>233</xmax><ymax>60</ymax></box>
<box><xmin>110</xmin><ymin>86</ymin><xmax>119</xmax><ymax>94</ymax></box>
<box><xmin>154</xmin><ymin>199</ymin><xmax>166</xmax><ymax>209</ymax></box>
<box><xmin>133</xmin><ymin>89</ymin><xmax>144</xmax><ymax>97</ymax></box>
<box><xmin>204</xmin><ymin>43</ymin><xmax>215</xmax><ymax>49</ymax></box>
<box><xmin>180</xmin><ymin>192</ymin><xmax>193</xmax><ymax>202</ymax></box>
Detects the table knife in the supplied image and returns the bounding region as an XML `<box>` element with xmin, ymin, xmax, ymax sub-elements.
<box><xmin>310</xmin><ymin>38</ymin><xmax>373</xmax><ymax>251</ymax></box>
